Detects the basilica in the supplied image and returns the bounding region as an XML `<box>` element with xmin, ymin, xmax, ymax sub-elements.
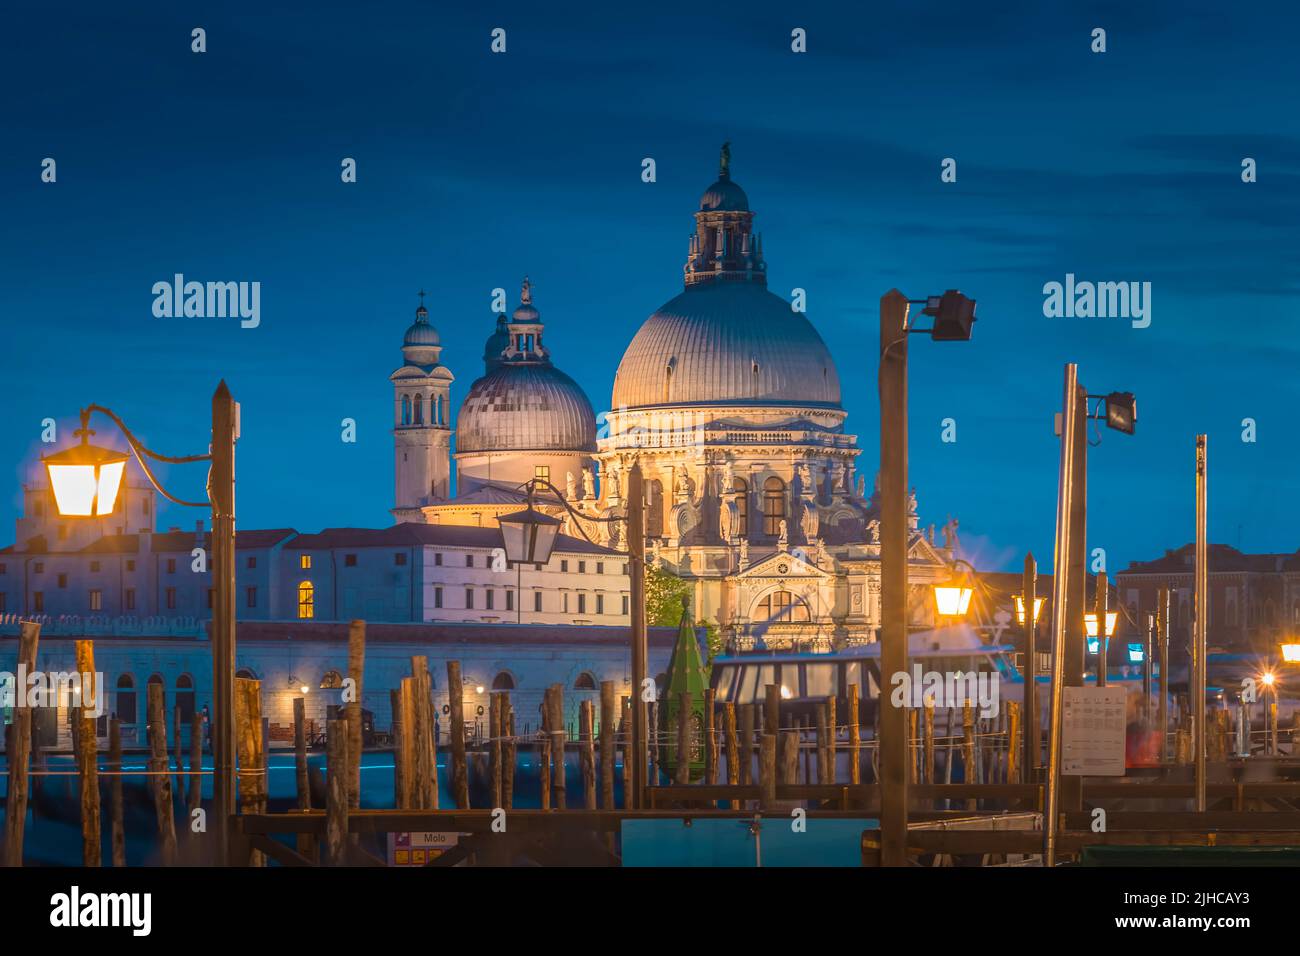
<box><xmin>398</xmin><ymin>147</ymin><xmax>958</xmax><ymax>651</ymax></box>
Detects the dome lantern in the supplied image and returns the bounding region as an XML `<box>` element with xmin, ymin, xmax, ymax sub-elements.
<box><xmin>686</xmin><ymin>143</ymin><xmax>764</xmax><ymax>286</ymax></box>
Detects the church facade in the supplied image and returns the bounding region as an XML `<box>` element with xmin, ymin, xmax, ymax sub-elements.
<box><xmin>406</xmin><ymin>147</ymin><xmax>959</xmax><ymax>651</ymax></box>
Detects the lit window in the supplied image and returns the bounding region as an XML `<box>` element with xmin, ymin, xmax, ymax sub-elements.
<box><xmin>574</xmin><ymin>672</ymin><xmax>597</xmax><ymax>691</ymax></box>
<box><xmin>89</xmin><ymin>589</ymin><xmax>102</xmax><ymax>611</ymax></box>
<box><xmin>534</xmin><ymin>465</ymin><xmax>550</xmax><ymax>483</ymax></box>
<box><xmin>297</xmin><ymin>581</ymin><xmax>314</xmax><ymax>619</ymax></box>
<box><xmin>300</xmin><ymin>554</ymin><xmax>312</xmax><ymax>570</ymax></box>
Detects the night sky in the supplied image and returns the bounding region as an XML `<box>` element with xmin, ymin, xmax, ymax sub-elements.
<box><xmin>3</xmin><ymin>0</ymin><xmax>1298</xmax><ymax>574</ymax></box>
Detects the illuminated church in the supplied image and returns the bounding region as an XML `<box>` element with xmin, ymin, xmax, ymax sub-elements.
<box><xmin>401</xmin><ymin>147</ymin><xmax>956</xmax><ymax>651</ymax></box>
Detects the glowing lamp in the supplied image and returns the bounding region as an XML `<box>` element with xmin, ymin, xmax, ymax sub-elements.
<box><xmin>1127</xmin><ymin>643</ymin><xmax>1145</xmax><ymax>663</ymax></box>
<box><xmin>43</xmin><ymin>437</ymin><xmax>128</xmax><ymax>517</ymax></box>
<box><xmin>1015</xmin><ymin>595</ymin><xmax>1045</xmax><ymax>625</ymax></box>
<box><xmin>1084</xmin><ymin>611</ymin><xmax>1118</xmax><ymax>638</ymax></box>
<box><xmin>780</xmin><ymin>685</ymin><xmax>792</xmax><ymax>700</ymax></box>
<box><xmin>934</xmin><ymin>583</ymin><xmax>974</xmax><ymax>618</ymax></box>
<box><xmin>1282</xmin><ymin>644</ymin><xmax>1300</xmax><ymax>663</ymax></box>
<box><xmin>1262</xmin><ymin>672</ymin><xmax>1276</xmax><ymax>687</ymax></box>
<box><xmin>497</xmin><ymin>506</ymin><xmax>562</xmax><ymax>566</ymax></box>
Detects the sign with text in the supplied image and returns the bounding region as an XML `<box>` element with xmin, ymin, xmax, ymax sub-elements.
<box><xmin>1062</xmin><ymin>686</ymin><xmax>1126</xmax><ymax>776</ymax></box>
<box><xmin>387</xmin><ymin>831</ymin><xmax>461</xmax><ymax>866</ymax></box>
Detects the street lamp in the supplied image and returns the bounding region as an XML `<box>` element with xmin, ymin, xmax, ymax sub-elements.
<box><xmin>878</xmin><ymin>287</ymin><xmax>978</xmax><ymax>867</ymax></box>
<box><xmin>496</xmin><ymin>468</ymin><xmax>650</xmax><ymax>808</ymax></box>
<box><xmin>497</xmin><ymin>505</ymin><xmax>563</xmax><ymax>566</ymax></box>
<box><xmin>1015</xmin><ymin>595</ymin><xmax>1045</xmax><ymax>626</ymax></box>
<box><xmin>42</xmin><ymin>427</ymin><xmax>129</xmax><ymax>517</ymax></box>
<box><xmin>45</xmin><ymin>385</ymin><xmax>239</xmax><ymax>865</ymax></box>
<box><xmin>1281</xmin><ymin>644</ymin><xmax>1300</xmax><ymax>663</ymax></box>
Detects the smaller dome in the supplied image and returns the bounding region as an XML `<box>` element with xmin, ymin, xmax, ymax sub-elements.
<box><xmin>404</xmin><ymin>305</ymin><xmax>440</xmax><ymax>348</ymax></box>
<box><xmin>700</xmin><ymin>177</ymin><xmax>749</xmax><ymax>212</ymax></box>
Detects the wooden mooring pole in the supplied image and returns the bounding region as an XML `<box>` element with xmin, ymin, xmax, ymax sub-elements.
<box><xmin>448</xmin><ymin>660</ymin><xmax>469</xmax><ymax>809</ymax></box>
<box><xmin>325</xmin><ymin>718</ymin><xmax>348</xmax><ymax>865</ymax></box>
<box><xmin>724</xmin><ymin>702</ymin><xmax>740</xmax><ymax>809</ymax></box>
<box><xmin>75</xmin><ymin>640</ymin><xmax>101</xmax><ymax>867</ymax></box>
<box><xmin>599</xmin><ymin>681</ymin><xmax>616</xmax><ymax>809</ymax></box>
<box><xmin>581</xmin><ymin>699</ymin><xmax>597</xmax><ymax>807</ymax></box>
<box><xmin>109</xmin><ymin>717</ymin><xmax>125</xmax><ymax>867</ymax></box>
<box><xmin>147</xmin><ymin>681</ymin><xmax>178</xmax><ymax>865</ymax></box>
<box><xmin>848</xmin><ymin>683</ymin><xmax>861</xmax><ymax>787</ymax></box>
<box><xmin>4</xmin><ymin>621</ymin><xmax>41</xmax><ymax>866</ymax></box>
<box><xmin>347</xmin><ymin>620</ymin><xmax>366</xmax><ymax>813</ymax></box>
<box><xmin>234</xmin><ymin>677</ymin><xmax>266</xmax><ymax>866</ymax></box>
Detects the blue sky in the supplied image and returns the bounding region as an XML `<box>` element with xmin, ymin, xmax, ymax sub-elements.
<box><xmin>3</xmin><ymin>0</ymin><xmax>1298</xmax><ymax>573</ymax></box>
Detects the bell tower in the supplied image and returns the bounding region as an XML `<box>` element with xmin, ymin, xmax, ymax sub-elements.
<box><xmin>391</xmin><ymin>292</ymin><xmax>454</xmax><ymax>522</ymax></box>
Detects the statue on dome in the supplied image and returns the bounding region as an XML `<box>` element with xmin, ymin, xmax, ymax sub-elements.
<box><xmin>720</xmin><ymin>141</ymin><xmax>731</xmax><ymax>177</ymax></box>
<box><xmin>520</xmin><ymin>275</ymin><xmax>532</xmax><ymax>305</ymax></box>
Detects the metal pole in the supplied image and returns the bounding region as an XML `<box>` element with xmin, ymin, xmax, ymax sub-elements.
<box><xmin>1044</xmin><ymin>364</ymin><xmax>1080</xmax><ymax>867</ymax></box>
<box><xmin>211</xmin><ymin>381</ymin><xmax>237</xmax><ymax>864</ymax></box>
<box><xmin>1157</xmin><ymin>587</ymin><xmax>1170</xmax><ymax>762</ymax></box>
<box><xmin>1095</xmin><ymin>571</ymin><xmax>1109</xmax><ymax>688</ymax></box>
<box><xmin>1061</xmin><ymin>377</ymin><xmax>1087</xmax><ymax>814</ymax></box>
<box><xmin>1143</xmin><ymin>613</ymin><xmax>1154</xmax><ymax>719</ymax></box>
<box><xmin>878</xmin><ymin>289</ymin><xmax>909</xmax><ymax>866</ymax></box>
<box><xmin>1194</xmin><ymin>434</ymin><xmax>1208</xmax><ymax>811</ymax></box>
<box><xmin>1022</xmin><ymin>553</ymin><xmax>1038</xmax><ymax>778</ymax></box>
<box><xmin>626</xmin><ymin>462</ymin><xmax>647</xmax><ymax>810</ymax></box>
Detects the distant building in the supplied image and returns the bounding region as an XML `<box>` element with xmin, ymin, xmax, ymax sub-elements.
<box><xmin>1117</xmin><ymin>543</ymin><xmax>1296</xmax><ymax>653</ymax></box>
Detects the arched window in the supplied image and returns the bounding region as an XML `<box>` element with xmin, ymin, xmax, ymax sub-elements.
<box><xmin>176</xmin><ymin>673</ymin><xmax>196</xmax><ymax>723</ymax></box>
<box><xmin>320</xmin><ymin>670</ymin><xmax>344</xmax><ymax>689</ymax></box>
<box><xmin>116</xmin><ymin>674</ymin><xmax>137</xmax><ymax>725</ymax></box>
<box><xmin>762</xmin><ymin>477</ymin><xmax>786</xmax><ymax>536</ymax></box>
<box><xmin>236</xmin><ymin>668</ymin><xmax>257</xmax><ymax>680</ymax></box>
<box><xmin>574</xmin><ymin>672</ymin><xmax>597</xmax><ymax>691</ymax></box>
<box><xmin>756</xmin><ymin>590</ymin><xmax>811</xmax><ymax>623</ymax></box>
<box><xmin>492</xmin><ymin>671</ymin><xmax>516</xmax><ymax>691</ymax></box>
<box><xmin>732</xmin><ymin>477</ymin><xmax>749</xmax><ymax>536</ymax></box>
<box><xmin>413</xmin><ymin>394</ymin><xmax>424</xmax><ymax>425</ymax></box>
<box><xmin>297</xmin><ymin>581</ymin><xmax>314</xmax><ymax>619</ymax></box>
<box><xmin>401</xmin><ymin>394</ymin><xmax>411</xmax><ymax>426</ymax></box>
<box><xmin>146</xmin><ymin>673</ymin><xmax>165</xmax><ymax>712</ymax></box>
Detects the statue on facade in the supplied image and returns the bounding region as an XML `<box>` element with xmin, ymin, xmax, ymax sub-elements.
<box><xmin>941</xmin><ymin>516</ymin><xmax>960</xmax><ymax>553</ymax></box>
<box><xmin>855</xmin><ymin>474</ymin><xmax>866</xmax><ymax>498</ymax></box>
<box><xmin>719</xmin><ymin>498</ymin><xmax>735</xmax><ymax>543</ymax></box>
<box><xmin>867</xmin><ymin>519</ymin><xmax>881</xmax><ymax>544</ymax></box>
<box><xmin>581</xmin><ymin>467</ymin><xmax>594</xmax><ymax>500</ymax></box>
<box><xmin>777</xmin><ymin>519</ymin><xmax>789</xmax><ymax>550</ymax></box>
<box><xmin>675</xmin><ymin>469</ymin><xmax>695</xmax><ymax>502</ymax></box>
<box><xmin>800</xmin><ymin>502</ymin><xmax>819</xmax><ymax>542</ymax></box>
<box><xmin>738</xmin><ymin>537</ymin><xmax>750</xmax><ymax>569</ymax></box>
<box><xmin>566</xmin><ymin>470</ymin><xmax>577</xmax><ymax>499</ymax></box>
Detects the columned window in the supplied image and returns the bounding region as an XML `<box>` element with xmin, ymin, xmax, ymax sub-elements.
<box><xmin>297</xmin><ymin>581</ymin><xmax>315</xmax><ymax>619</ymax></box>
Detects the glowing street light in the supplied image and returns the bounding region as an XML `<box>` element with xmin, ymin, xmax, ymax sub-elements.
<box><xmin>497</xmin><ymin>504</ymin><xmax>563</xmax><ymax>567</ymax></box>
<box><xmin>1015</xmin><ymin>594</ymin><xmax>1045</xmax><ymax>626</ymax></box>
<box><xmin>1281</xmin><ymin>644</ymin><xmax>1300</xmax><ymax>663</ymax></box>
<box><xmin>934</xmin><ymin>582</ymin><xmax>974</xmax><ymax>618</ymax></box>
<box><xmin>1084</xmin><ymin>611</ymin><xmax>1118</xmax><ymax>638</ymax></box>
<box><xmin>42</xmin><ymin>427</ymin><xmax>128</xmax><ymax>517</ymax></box>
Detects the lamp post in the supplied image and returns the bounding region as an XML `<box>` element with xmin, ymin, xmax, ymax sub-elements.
<box><xmin>1043</xmin><ymin>367</ymin><xmax>1137</xmax><ymax>865</ymax></box>
<box><xmin>879</xmin><ymin>288</ymin><xmax>977</xmax><ymax>867</ymax></box>
<box><xmin>45</xmin><ymin>382</ymin><xmax>238</xmax><ymax>864</ymax></box>
<box><xmin>1017</xmin><ymin>557</ymin><xmax>1045</xmax><ymax>778</ymax></box>
<box><xmin>497</xmin><ymin>464</ymin><xmax>648</xmax><ymax>808</ymax></box>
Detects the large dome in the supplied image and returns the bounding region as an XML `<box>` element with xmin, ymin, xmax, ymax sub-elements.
<box><xmin>611</xmin><ymin>281</ymin><xmax>842</xmax><ymax>410</ymax></box>
<box><xmin>456</xmin><ymin>364</ymin><xmax>597</xmax><ymax>454</ymax></box>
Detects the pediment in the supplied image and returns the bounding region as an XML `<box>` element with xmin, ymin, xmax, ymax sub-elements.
<box><xmin>736</xmin><ymin>548</ymin><xmax>831</xmax><ymax>581</ymax></box>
